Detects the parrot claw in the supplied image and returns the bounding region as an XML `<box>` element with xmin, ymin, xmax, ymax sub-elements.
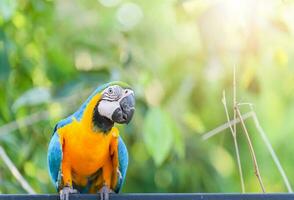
<box><xmin>99</xmin><ymin>184</ymin><xmax>113</xmax><ymax>200</ymax></box>
<box><xmin>59</xmin><ymin>186</ymin><xmax>78</xmax><ymax>200</ymax></box>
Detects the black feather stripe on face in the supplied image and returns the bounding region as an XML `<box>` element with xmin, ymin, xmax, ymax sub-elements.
<box><xmin>92</xmin><ymin>101</ymin><xmax>114</xmax><ymax>133</ymax></box>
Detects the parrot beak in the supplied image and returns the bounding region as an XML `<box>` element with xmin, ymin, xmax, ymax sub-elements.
<box><xmin>112</xmin><ymin>93</ymin><xmax>135</xmax><ymax>124</ymax></box>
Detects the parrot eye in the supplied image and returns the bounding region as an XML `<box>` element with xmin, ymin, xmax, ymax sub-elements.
<box><xmin>102</xmin><ymin>85</ymin><xmax>123</xmax><ymax>101</ymax></box>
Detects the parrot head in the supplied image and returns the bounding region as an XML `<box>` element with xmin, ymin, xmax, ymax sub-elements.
<box><xmin>97</xmin><ymin>83</ymin><xmax>135</xmax><ymax>124</ymax></box>
<box><xmin>90</xmin><ymin>81</ymin><xmax>135</xmax><ymax>132</ymax></box>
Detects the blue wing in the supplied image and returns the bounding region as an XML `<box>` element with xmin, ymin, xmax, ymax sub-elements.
<box><xmin>114</xmin><ymin>136</ymin><xmax>129</xmax><ymax>193</ymax></box>
<box><xmin>47</xmin><ymin>131</ymin><xmax>63</xmax><ymax>190</ymax></box>
<box><xmin>48</xmin><ymin>116</ymin><xmax>73</xmax><ymax>190</ymax></box>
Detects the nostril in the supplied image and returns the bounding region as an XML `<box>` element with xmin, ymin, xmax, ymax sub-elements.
<box><xmin>125</xmin><ymin>90</ymin><xmax>128</xmax><ymax>94</ymax></box>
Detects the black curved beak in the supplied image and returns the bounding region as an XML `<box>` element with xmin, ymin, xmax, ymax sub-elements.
<box><xmin>112</xmin><ymin>94</ymin><xmax>135</xmax><ymax>124</ymax></box>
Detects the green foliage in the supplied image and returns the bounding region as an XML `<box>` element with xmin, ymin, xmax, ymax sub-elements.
<box><xmin>143</xmin><ymin>107</ymin><xmax>175</xmax><ymax>166</ymax></box>
<box><xmin>0</xmin><ymin>0</ymin><xmax>294</xmax><ymax>194</ymax></box>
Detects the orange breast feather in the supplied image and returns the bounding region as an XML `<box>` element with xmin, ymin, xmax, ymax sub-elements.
<box><xmin>58</xmin><ymin>119</ymin><xmax>119</xmax><ymax>186</ymax></box>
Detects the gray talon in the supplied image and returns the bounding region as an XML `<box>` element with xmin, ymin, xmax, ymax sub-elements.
<box><xmin>60</xmin><ymin>186</ymin><xmax>78</xmax><ymax>200</ymax></box>
<box><xmin>100</xmin><ymin>184</ymin><xmax>113</xmax><ymax>200</ymax></box>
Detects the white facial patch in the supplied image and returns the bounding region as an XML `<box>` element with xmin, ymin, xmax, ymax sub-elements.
<box><xmin>97</xmin><ymin>99</ymin><xmax>120</xmax><ymax>119</ymax></box>
<box><xmin>97</xmin><ymin>86</ymin><xmax>134</xmax><ymax>120</ymax></box>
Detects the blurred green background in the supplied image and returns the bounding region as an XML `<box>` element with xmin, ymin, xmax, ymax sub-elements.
<box><xmin>0</xmin><ymin>0</ymin><xmax>294</xmax><ymax>194</ymax></box>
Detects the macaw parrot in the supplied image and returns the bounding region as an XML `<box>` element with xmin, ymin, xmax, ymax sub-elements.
<box><xmin>47</xmin><ymin>81</ymin><xmax>135</xmax><ymax>200</ymax></box>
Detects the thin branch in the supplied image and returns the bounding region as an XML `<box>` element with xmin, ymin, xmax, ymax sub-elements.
<box><xmin>222</xmin><ymin>91</ymin><xmax>245</xmax><ymax>193</ymax></box>
<box><xmin>232</xmin><ymin>65</ymin><xmax>245</xmax><ymax>192</ymax></box>
<box><xmin>0</xmin><ymin>90</ymin><xmax>90</xmax><ymax>136</ymax></box>
<box><xmin>233</xmin><ymin>65</ymin><xmax>237</xmax><ymax>138</ymax></box>
<box><xmin>202</xmin><ymin>106</ymin><xmax>292</xmax><ymax>193</ymax></box>
<box><xmin>251</xmin><ymin>112</ymin><xmax>293</xmax><ymax>193</ymax></box>
<box><xmin>203</xmin><ymin>66</ymin><xmax>289</xmax><ymax>193</ymax></box>
<box><xmin>235</xmin><ymin>107</ymin><xmax>266</xmax><ymax>193</ymax></box>
<box><xmin>202</xmin><ymin>111</ymin><xmax>254</xmax><ymax>141</ymax></box>
<box><xmin>0</xmin><ymin>146</ymin><xmax>36</xmax><ymax>194</ymax></box>
<box><xmin>0</xmin><ymin>111</ymin><xmax>50</xmax><ymax>135</ymax></box>
<box><xmin>237</xmin><ymin>103</ymin><xmax>254</xmax><ymax>107</ymax></box>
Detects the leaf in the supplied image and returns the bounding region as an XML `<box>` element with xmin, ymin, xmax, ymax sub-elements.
<box><xmin>0</xmin><ymin>30</ymin><xmax>10</xmax><ymax>81</ymax></box>
<box><xmin>172</xmin><ymin>121</ymin><xmax>185</xmax><ymax>159</ymax></box>
<box><xmin>12</xmin><ymin>87</ymin><xmax>51</xmax><ymax>111</ymax></box>
<box><xmin>143</xmin><ymin>107</ymin><xmax>174</xmax><ymax>166</ymax></box>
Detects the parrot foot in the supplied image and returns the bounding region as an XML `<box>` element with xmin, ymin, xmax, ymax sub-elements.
<box><xmin>99</xmin><ymin>184</ymin><xmax>113</xmax><ymax>200</ymax></box>
<box><xmin>59</xmin><ymin>186</ymin><xmax>78</xmax><ymax>200</ymax></box>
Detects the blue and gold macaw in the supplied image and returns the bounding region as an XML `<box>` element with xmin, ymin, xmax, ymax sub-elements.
<box><xmin>47</xmin><ymin>81</ymin><xmax>135</xmax><ymax>200</ymax></box>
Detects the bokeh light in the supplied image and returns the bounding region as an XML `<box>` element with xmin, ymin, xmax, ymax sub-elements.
<box><xmin>116</xmin><ymin>2</ymin><xmax>143</xmax><ymax>31</ymax></box>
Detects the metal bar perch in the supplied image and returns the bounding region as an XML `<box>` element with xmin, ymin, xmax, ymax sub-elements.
<box><xmin>0</xmin><ymin>194</ymin><xmax>294</xmax><ymax>200</ymax></box>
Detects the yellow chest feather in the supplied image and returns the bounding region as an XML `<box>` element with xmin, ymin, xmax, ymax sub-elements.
<box><xmin>58</xmin><ymin>119</ymin><xmax>119</xmax><ymax>176</ymax></box>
